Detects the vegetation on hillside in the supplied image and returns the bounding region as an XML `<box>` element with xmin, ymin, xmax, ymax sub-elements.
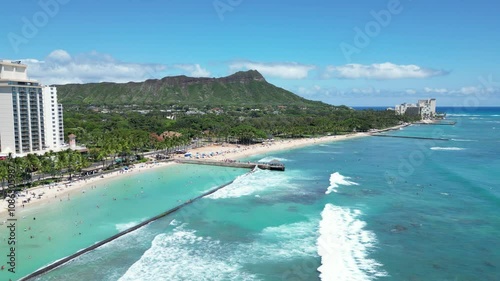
<box><xmin>56</xmin><ymin>70</ymin><xmax>330</xmax><ymax>108</ymax></box>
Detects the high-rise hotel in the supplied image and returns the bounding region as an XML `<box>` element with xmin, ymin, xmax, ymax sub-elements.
<box><xmin>0</xmin><ymin>60</ymin><xmax>65</xmax><ymax>157</ymax></box>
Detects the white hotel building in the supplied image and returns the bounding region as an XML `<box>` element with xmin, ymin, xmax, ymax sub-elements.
<box><xmin>395</xmin><ymin>98</ymin><xmax>436</xmax><ymax>119</ymax></box>
<box><xmin>0</xmin><ymin>60</ymin><xmax>65</xmax><ymax>157</ymax></box>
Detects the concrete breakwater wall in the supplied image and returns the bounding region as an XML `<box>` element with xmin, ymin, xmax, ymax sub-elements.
<box><xmin>371</xmin><ymin>134</ymin><xmax>450</xmax><ymax>141</ymax></box>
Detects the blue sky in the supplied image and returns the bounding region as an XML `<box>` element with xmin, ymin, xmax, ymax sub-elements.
<box><xmin>1</xmin><ymin>0</ymin><xmax>499</xmax><ymax>106</ymax></box>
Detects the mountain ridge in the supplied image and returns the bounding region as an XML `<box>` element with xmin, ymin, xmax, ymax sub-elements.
<box><xmin>56</xmin><ymin>70</ymin><xmax>330</xmax><ymax>108</ymax></box>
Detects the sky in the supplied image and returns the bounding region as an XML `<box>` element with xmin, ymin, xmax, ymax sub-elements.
<box><xmin>1</xmin><ymin>0</ymin><xmax>499</xmax><ymax>106</ymax></box>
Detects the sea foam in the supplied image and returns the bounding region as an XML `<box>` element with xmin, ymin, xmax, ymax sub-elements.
<box><xmin>244</xmin><ymin>220</ymin><xmax>318</xmax><ymax>261</ymax></box>
<box><xmin>207</xmin><ymin>169</ymin><xmax>290</xmax><ymax>199</ymax></box>
<box><xmin>118</xmin><ymin>221</ymin><xmax>318</xmax><ymax>281</ymax></box>
<box><xmin>115</xmin><ymin>219</ymin><xmax>145</xmax><ymax>232</ymax></box>
<box><xmin>118</xmin><ymin>226</ymin><xmax>257</xmax><ymax>281</ymax></box>
<box><xmin>326</xmin><ymin>172</ymin><xmax>359</xmax><ymax>194</ymax></box>
<box><xmin>258</xmin><ymin>156</ymin><xmax>290</xmax><ymax>163</ymax></box>
<box><xmin>430</xmin><ymin>147</ymin><xmax>465</xmax><ymax>151</ymax></box>
<box><xmin>317</xmin><ymin>204</ymin><xmax>386</xmax><ymax>281</ymax></box>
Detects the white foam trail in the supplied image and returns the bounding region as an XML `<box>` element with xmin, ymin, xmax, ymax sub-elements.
<box><xmin>120</xmin><ymin>220</ymin><xmax>320</xmax><ymax>281</ymax></box>
<box><xmin>447</xmin><ymin>114</ymin><xmax>499</xmax><ymax>117</ymax></box>
<box><xmin>208</xmin><ymin>169</ymin><xmax>289</xmax><ymax>199</ymax></box>
<box><xmin>317</xmin><ymin>204</ymin><xmax>387</xmax><ymax>281</ymax></box>
<box><xmin>326</xmin><ymin>172</ymin><xmax>359</xmax><ymax>194</ymax></box>
<box><xmin>258</xmin><ymin>156</ymin><xmax>290</xmax><ymax>162</ymax></box>
<box><xmin>430</xmin><ymin>147</ymin><xmax>465</xmax><ymax>151</ymax></box>
<box><xmin>451</xmin><ymin>138</ymin><xmax>476</xmax><ymax>142</ymax></box>
<box><xmin>119</xmin><ymin>226</ymin><xmax>257</xmax><ymax>281</ymax></box>
<box><xmin>115</xmin><ymin>220</ymin><xmax>142</xmax><ymax>232</ymax></box>
<box><xmin>169</xmin><ymin>219</ymin><xmax>180</xmax><ymax>226</ymax></box>
<box><xmin>244</xmin><ymin>221</ymin><xmax>318</xmax><ymax>260</ymax></box>
<box><xmin>446</xmin><ymin>114</ymin><xmax>481</xmax><ymax>117</ymax></box>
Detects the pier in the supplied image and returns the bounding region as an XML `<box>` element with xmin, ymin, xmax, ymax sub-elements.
<box><xmin>19</xmin><ymin>175</ymin><xmax>248</xmax><ymax>280</ymax></box>
<box><xmin>176</xmin><ymin>159</ymin><xmax>285</xmax><ymax>171</ymax></box>
<box><xmin>370</xmin><ymin>134</ymin><xmax>450</xmax><ymax>141</ymax></box>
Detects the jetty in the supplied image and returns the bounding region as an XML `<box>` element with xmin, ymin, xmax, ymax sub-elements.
<box><xmin>370</xmin><ymin>134</ymin><xmax>450</xmax><ymax>141</ymax></box>
<box><xmin>176</xmin><ymin>159</ymin><xmax>285</xmax><ymax>171</ymax></box>
<box><xmin>415</xmin><ymin>120</ymin><xmax>457</xmax><ymax>125</ymax></box>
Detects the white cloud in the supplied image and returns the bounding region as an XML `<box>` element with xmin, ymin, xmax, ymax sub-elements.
<box><xmin>229</xmin><ymin>61</ymin><xmax>315</xmax><ymax>79</ymax></box>
<box><xmin>296</xmin><ymin>85</ymin><xmax>384</xmax><ymax>98</ymax></box>
<box><xmin>405</xmin><ymin>89</ymin><xmax>417</xmax><ymax>95</ymax></box>
<box><xmin>174</xmin><ymin>64</ymin><xmax>211</xmax><ymax>77</ymax></box>
<box><xmin>47</xmin><ymin>49</ymin><xmax>72</xmax><ymax>63</ymax></box>
<box><xmin>297</xmin><ymin>85</ymin><xmax>324</xmax><ymax>96</ymax></box>
<box><xmin>424</xmin><ymin>87</ymin><xmax>448</xmax><ymax>93</ymax></box>
<box><xmin>323</xmin><ymin>62</ymin><xmax>448</xmax><ymax>80</ymax></box>
<box><xmin>351</xmin><ymin>87</ymin><xmax>380</xmax><ymax>94</ymax></box>
<box><xmin>458</xmin><ymin>86</ymin><xmax>479</xmax><ymax>95</ymax></box>
<box><xmin>21</xmin><ymin>49</ymin><xmax>168</xmax><ymax>85</ymax></box>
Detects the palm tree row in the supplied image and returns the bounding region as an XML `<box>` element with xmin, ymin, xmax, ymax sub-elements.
<box><xmin>0</xmin><ymin>149</ymin><xmax>88</xmax><ymax>197</ymax></box>
<box><xmin>85</xmin><ymin>129</ymin><xmax>191</xmax><ymax>167</ymax></box>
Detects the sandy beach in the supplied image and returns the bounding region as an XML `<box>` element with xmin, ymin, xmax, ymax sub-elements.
<box><xmin>0</xmin><ymin>126</ymin><xmax>404</xmax><ymax>219</ymax></box>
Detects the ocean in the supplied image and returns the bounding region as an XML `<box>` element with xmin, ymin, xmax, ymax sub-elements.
<box><xmin>2</xmin><ymin>107</ymin><xmax>499</xmax><ymax>281</ymax></box>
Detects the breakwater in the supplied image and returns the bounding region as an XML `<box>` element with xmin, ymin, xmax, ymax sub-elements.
<box><xmin>415</xmin><ymin>121</ymin><xmax>457</xmax><ymax>125</ymax></box>
<box><xmin>370</xmin><ymin>134</ymin><xmax>450</xmax><ymax>141</ymax></box>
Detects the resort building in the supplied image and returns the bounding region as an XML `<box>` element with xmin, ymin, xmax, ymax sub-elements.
<box><xmin>395</xmin><ymin>98</ymin><xmax>436</xmax><ymax>119</ymax></box>
<box><xmin>0</xmin><ymin>60</ymin><xmax>65</xmax><ymax>157</ymax></box>
<box><xmin>418</xmin><ymin>98</ymin><xmax>437</xmax><ymax>119</ymax></box>
<box><xmin>395</xmin><ymin>103</ymin><xmax>420</xmax><ymax>116</ymax></box>
<box><xmin>42</xmin><ymin>86</ymin><xmax>65</xmax><ymax>150</ymax></box>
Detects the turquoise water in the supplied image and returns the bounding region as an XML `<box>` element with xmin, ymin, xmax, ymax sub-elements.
<box><xmin>0</xmin><ymin>165</ymin><xmax>247</xmax><ymax>280</ymax></box>
<box><xmin>4</xmin><ymin>107</ymin><xmax>500</xmax><ymax>281</ymax></box>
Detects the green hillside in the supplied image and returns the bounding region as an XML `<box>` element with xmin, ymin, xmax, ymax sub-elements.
<box><xmin>56</xmin><ymin>70</ymin><xmax>329</xmax><ymax>108</ymax></box>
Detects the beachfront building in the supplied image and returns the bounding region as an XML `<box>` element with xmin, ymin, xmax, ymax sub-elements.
<box><xmin>418</xmin><ymin>98</ymin><xmax>437</xmax><ymax>119</ymax></box>
<box><xmin>395</xmin><ymin>103</ymin><xmax>420</xmax><ymax>116</ymax></box>
<box><xmin>395</xmin><ymin>98</ymin><xmax>436</xmax><ymax>119</ymax></box>
<box><xmin>0</xmin><ymin>60</ymin><xmax>65</xmax><ymax>157</ymax></box>
<box><xmin>42</xmin><ymin>86</ymin><xmax>65</xmax><ymax>150</ymax></box>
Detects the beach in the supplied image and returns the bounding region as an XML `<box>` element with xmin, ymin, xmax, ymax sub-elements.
<box><xmin>0</xmin><ymin>130</ymin><xmax>378</xmax><ymax>219</ymax></box>
<box><xmin>2</xmin><ymin>112</ymin><xmax>499</xmax><ymax>281</ymax></box>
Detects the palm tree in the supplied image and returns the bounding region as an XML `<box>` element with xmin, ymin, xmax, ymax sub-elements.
<box><xmin>67</xmin><ymin>150</ymin><xmax>87</xmax><ymax>181</ymax></box>
<box><xmin>41</xmin><ymin>151</ymin><xmax>57</xmax><ymax>180</ymax></box>
<box><xmin>0</xmin><ymin>161</ymin><xmax>8</xmax><ymax>197</ymax></box>
<box><xmin>56</xmin><ymin>150</ymin><xmax>69</xmax><ymax>180</ymax></box>
<box><xmin>25</xmin><ymin>153</ymin><xmax>41</xmax><ymax>187</ymax></box>
<box><xmin>12</xmin><ymin>156</ymin><xmax>28</xmax><ymax>188</ymax></box>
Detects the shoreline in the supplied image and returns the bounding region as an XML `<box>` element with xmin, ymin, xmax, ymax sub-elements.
<box><xmin>0</xmin><ymin>124</ymin><xmax>406</xmax><ymax>218</ymax></box>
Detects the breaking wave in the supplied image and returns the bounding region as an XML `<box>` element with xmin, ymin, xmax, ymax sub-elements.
<box><xmin>207</xmin><ymin>169</ymin><xmax>290</xmax><ymax>199</ymax></box>
<box><xmin>430</xmin><ymin>147</ymin><xmax>466</xmax><ymax>151</ymax></box>
<box><xmin>118</xmin><ymin>226</ymin><xmax>257</xmax><ymax>281</ymax></box>
<box><xmin>317</xmin><ymin>204</ymin><xmax>387</xmax><ymax>281</ymax></box>
<box><xmin>451</xmin><ymin>138</ymin><xmax>476</xmax><ymax>142</ymax></box>
<box><xmin>326</xmin><ymin>172</ymin><xmax>359</xmax><ymax>194</ymax></box>
<box><xmin>257</xmin><ymin>156</ymin><xmax>290</xmax><ymax>162</ymax></box>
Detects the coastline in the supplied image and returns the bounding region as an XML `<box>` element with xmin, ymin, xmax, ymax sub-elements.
<box><xmin>0</xmin><ymin>124</ymin><xmax>405</xmax><ymax>219</ymax></box>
